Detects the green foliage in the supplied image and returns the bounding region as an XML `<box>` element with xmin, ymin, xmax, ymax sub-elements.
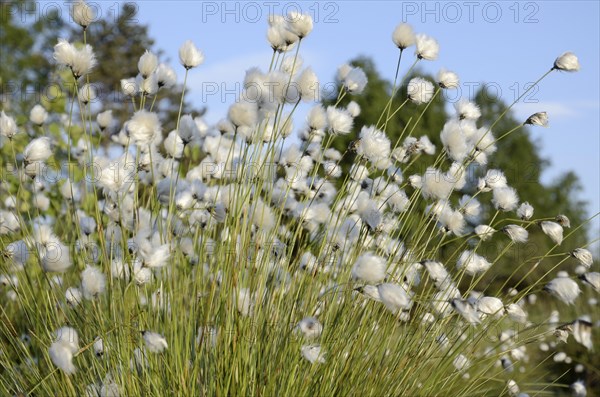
<box><xmin>1</xmin><ymin>1</ymin><xmax>196</xmax><ymax>131</ymax></box>
<box><xmin>0</xmin><ymin>0</ymin><xmax>66</xmax><ymax>115</ymax></box>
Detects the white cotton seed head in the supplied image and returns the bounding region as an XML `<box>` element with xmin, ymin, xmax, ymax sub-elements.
<box><xmin>301</xmin><ymin>344</ymin><xmax>325</xmax><ymax>364</ymax></box>
<box><xmin>505</xmin><ymin>303</ymin><xmax>528</xmax><ymax>324</ymax></box>
<box><xmin>281</xmin><ymin>54</ymin><xmax>303</xmax><ymax>75</ymax></box>
<box><xmin>349</xmin><ymin>164</ymin><xmax>369</xmax><ymax>181</ymax></box>
<box><xmin>164</xmin><ymin>130</ymin><xmax>184</xmax><ymax>158</ymax></box>
<box><xmin>474</xmin><ymin>225</ymin><xmax>496</xmax><ymax>241</ymax></box>
<box><xmin>142</xmin><ymin>331</ymin><xmax>168</xmax><ymax>353</ymax></box>
<box><xmin>440</xmin><ymin>119</ymin><xmax>468</xmax><ymax>162</ymax></box>
<box><xmin>53</xmin><ymin>38</ymin><xmax>76</xmax><ymax>67</ymax></box>
<box><xmin>0</xmin><ymin>111</ymin><xmax>18</xmax><ymax>139</ymax></box>
<box><xmin>178</xmin><ymin>114</ymin><xmax>199</xmax><ymax>144</ymax></box>
<box><xmin>71</xmin><ymin>0</ymin><xmax>95</xmax><ymax>28</ymax></box>
<box><xmin>502</xmin><ymin>225</ymin><xmax>529</xmax><ymax>243</ymax></box>
<box><xmin>138</xmin><ymin>50</ymin><xmax>158</xmax><ymax>78</ymax></box>
<box><xmin>297</xmin><ymin>317</ymin><xmax>323</xmax><ymax>339</ymax></box>
<box><xmin>492</xmin><ymin>186</ymin><xmax>519</xmax><ymax>212</ymax></box>
<box><xmin>346</xmin><ymin>101</ymin><xmax>361</xmax><ymax>117</ymax></box>
<box><xmin>296</xmin><ymin>67</ymin><xmax>320</xmax><ymax>102</ymax></box>
<box><xmin>544</xmin><ymin>277</ymin><xmax>580</xmax><ymax>305</ymax></box>
<box><xmin>457</xmin><ymin>250</ymin><xmax>491</xmax><ymax>276</ymax></box>
<box><xmin>267</xmin><ymin>24</ymin><xmax>298</xmax><ymax>52</ymax></box>
<box><xmin>555</xmin><ymin>214</ymin><xmax>571</xmax><ymax>228</ymax></box>
<box><xmin>337</xmin><ymin>64</ymin><xmax>352</xmax><ymax>81</ymax></box>
<box><xmin>507</xmin><ymin>380</ymin><xmax>520</xmax><ymax>396</ymax></box>
<box><xmin>96</xmin><ymin>110</ymin><xmax>113</xmax><ymax>131</ymax></box>
<box><xmin>111</xmin><ymin>258</ymin><xmax>130</xmax><ymax>280</ymax></box>
<box><xmin>553</xmin><ymin>52</ymin><xmax>580</xmax><ymax>72</ymax></box>
<box><xmin>540</xmin><ymin>221</ymin><xmax>563</xmax><ymax>245</ymax></box>
<box><xmin>23</xmin><ymin>137</ymin><xmax>53</xmax><ymax>164</ymax></box>
<box><xmin>49</xmin><ymin>342</ymin><xmax>76</xmax><ymax>374</ymax></box>
<box><xmin>517</xmin><ymin>202</ymin><xmax>534</xmax><ymax>220</ymax></box>
<box><xmin>451</xmin><ymin>299</ymin><xmax>481</xmax><ymax>325</ymax></box>
<box><xmin>287</xmin><ymin>11</ymin><xmax>313</xmax><ymax>38</ymax></box>
<box><xmin>156</xmin><ymin>63</ymin><xmax>177</xmax><ymax>88</ymax></box>
<box><xmin>142</xmin><ymin>244</ymin><xmax>171</xmax><ymax>268</ymax></box>
<box><xmin>352</xmin><ymin>252</ymin><xmax>387</xmax><ymax>284</ymax></box>
<box><xmin>55</xmin><ymin>326</ymin><xmax>79</xmax><ymax>354</ymax></box>
<box><xmin>482</xmin><ymin>169</ymin><xmax>507</xmax><ymax>191</ymax></box>
<box><xmin>228</xmin><ymin>101</ymin><xmax>258</xmax><ymax>129</ymax></box>
<box><xmin>41</xmin><ymin>243</ymin><xmax>72</xmax><ymax>273</ymax></box>
<box><xmin>179</xmin><ymin>40</ymin><xmax>204</xmax><ymax>69</ymax></box>
<box><xmin>79</xmin><ymin>216</ymin><xmax>96</xmax><ymax>236</ymax></box>
<box><xmin>572</xmin><ymin>319</ymin><xmax>593</xmax><ymax>351</ymax></box>
<box><xmin>415</xmin><ymin>34</ymin><xmax>439</xmax><ymax>60</ymax></box>
<box><xmin>33</xmin><ymin>194</ymin><xmax>50</xmax><ymax>211</ymax></box>
<box><xmin>455</xmin><ymin>99</ymin><xmax>481</xmax><ymax>120</ymax></box>
<box><xmin>437</xmin><ymin>68</ymin><xmax>459</xmax><ymax>89</ymax></box>
<box><xmin>342</xmin><ymin>67</ymin><xmax>368</xmax><ymax>94</ymax></box>
<box><xmin>251</xmin><ymin>199</ymin><xmax>275</xmax><ymax>232</ymax></box>
<box><xmin>65</xmin><ymin>287</ymin><xmax>83</xmax><ymax>307</ymax></box>
<box><xmin>407</xmin><ymin>77</ymin><xmax>435</xmax><ymax>105</ymax></box>
<box><xmin>476</xmin><ymin>296</ymin><xmax>504</xmax><ymax>317</ymax></box>
<box><xmin>137</xmin><ymin>73</ymin><xmax>158</xmax><ymax>95</ymax></box>
<box><xmin>237</xmin><ymin>288</ymin><xmax>255</xmax><ymax>317</ymax></box>
<box><xmin>93</xmin><ymin>338</ymin><xmax>104</xmax><ymax>357</ymax></box>
<box><xmin>53</xmin><ymin>39</ymin><xmax>96</xmax><ymax>78</ymax></box>
<box><xmin>570</xmin><ymin>380</ymin><xmax>587</xmax><ymax>397</ymax></box>
<box><xmin>5</xmin><ymin>240</ymin><xmax>29</xmax><ymax>268</ymax></box>
<box><xmin>392</xmin><ymin>23</ymin><xmax>415</xmax><ymax>49</ymax></box>
<box><xmin>525</xmin><ymin>111</ymin><xmax>549</xmax><ymax>127</ymax></box>
<box><xmin>29</xmin><ymin>105</ymin><xmax>48</xmax><ymax>126</ymax></box>
<box><xmin>307</xmin><ymin>105</ymin><xmax>328</xmax><ymax>131</ymax></box>
<box><xmin>133</xmin><ymin>261</ymin><xmax>152</xmax><ymax>285</ymax></box>
<box><xmin>357</xmin><ymin>197</ymin><xmax>382</xmax><ymax>231</ymax></box>
<box><xmin>421</xmin><ymin>167</ymin><xmax>453</xmax><ymax>200</ymax></box>
<box><xmin>470</xmin><ymin>127</ymin><xmax>497</xmax><ymax>161</ymax></box>
<box><xmin>356</xmin><ymin>285</ymin><xmax>382</xmax><ymax>302</ymax></box>
<box><xmin>81</xmin><ymin>266</ymin><xmax>106</xmax><ymax>299</ymax></box>
<box><xmin>378</xmin><ymin>283</ymin><xmax>413</xmax><ymax>314</ymax></box>
<box><xmin>127</xmin><ymin>110</ymin><xmax>161</xmax><ymax>146</ymax></box>
<box><xmin>326</xmin><ymin>106</ymin><xmax>353</xmax><ymax>135</ymax></box>
<box><xmin>121</xmin><ymin>78</ymin><xmax>138</xmax><ymax>96</ymax></box>
<box><xmin>356</xmin><ymin>126</ymin><xmax>390</xmax><ymax>166</ymax></box>
<box><xmin>458</xmin><ymin>195</ymin><xmax>481</xmax><ymax>222</ymax></box>
<box><xmin>571</xmin><ymin>248</ymin><xmax>593</xmax><ymax>268</ymax></box>
<box><xmin>439</xmin><ymin>208</ymin><xmax>465</xmax><ymax>236</ymax></box>
<box><xmin>78</xmin><ymin>83</ymin><xmax>96</xmax><ymax>105</ymax></box>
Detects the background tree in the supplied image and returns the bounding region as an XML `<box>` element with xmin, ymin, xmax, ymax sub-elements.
<box><xmin>1</xmin><ymin>1</ymin><xmax>198</xmax><ymax>132</ymax></box>
<box><xmin>0</xmin><ymin>0</ymin><xmax>66</xmax><ymax>116</ymax></box>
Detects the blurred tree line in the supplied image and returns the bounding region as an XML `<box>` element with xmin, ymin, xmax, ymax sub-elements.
<box><xmin>0</xmin><ymin>0</ymin><xmax>198</xmax><ymax>130</ymax></box>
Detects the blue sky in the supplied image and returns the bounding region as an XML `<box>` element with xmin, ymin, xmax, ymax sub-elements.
<box><xmin>121</xmin><ymin>1</ymin><xmax>598</xmax><ymax>245</ymax></box>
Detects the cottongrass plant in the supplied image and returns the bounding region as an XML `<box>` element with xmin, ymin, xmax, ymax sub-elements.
<box><xmin>0</xmin><ymin>4</ymin><xmax>597</xmax><ymax>396</ymax></box>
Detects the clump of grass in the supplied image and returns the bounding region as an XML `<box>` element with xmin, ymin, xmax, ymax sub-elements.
<box><xmin>0</xmin><ymin>2</ymin><xmax>597</xmax><ymax>396</ymax></box>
